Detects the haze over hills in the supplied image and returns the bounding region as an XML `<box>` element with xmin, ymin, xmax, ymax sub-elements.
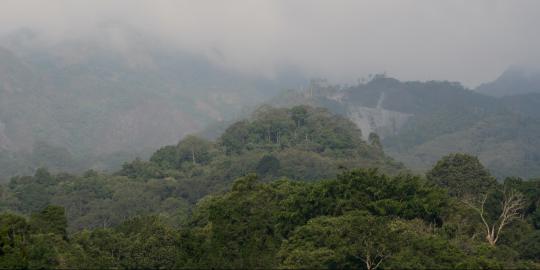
<box><xmin>1</xmin><ymin>105</ymin><xmax>403</xmax><ymax>231</ymax></box>
<box><xmin>2</xmin><ymin>1</ymin><xmax>540</xmax><ymax>268</ymax></box>
<box><xmin>269</xmin><ymin>74</ymin><xmax>540</xmax><ymax>178</ymax></box>
<box><xmin>2</xmin><ymin>27</ymin><xmax>540</xmax><ymax>182</ymax></box>
<box><xmin>3</xmin><ymin>32</ymin><xmax>540</xmax><ymax>181</ymax></box>
<box><xmin>0</xmin><ymin>28</ymin><xmax>305</xmax><ymax>180</ymax></box>
<box><xmin>475</xmin><ymin>66</ymin><xmax>540</xmax><ymax>97</ymax></box>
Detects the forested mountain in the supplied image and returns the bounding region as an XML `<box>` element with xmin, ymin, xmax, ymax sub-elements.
<box><xmin>476</xmin><ymin>67</ymin><xmax>540</xmax><ymax>97</ymax></box>
<box><xmin>1</xmin><ymin>105</ymin><xmax>539</xmax><ymax>268</ymax></box>
<box><xmin>1</xmin><ymin>28</ymin><xmax>539</xmax><ymax>270</ymax></box>
<box><xmin>2</xmin><ymin>1</ymin><xmax>540</xmax><ymax>268</ymax></box>
<box><xmin>2</xmin><ymin>27</ymin><xmax>539</xmax><ymax>182</ymax></box>
<box><xmin>0</xmin><ymin>106</ymin><xmax>402</xmax><ymax>232</ymax></box>
<box><xmin>0</xmin><ymin>28</ymin><xmax>304</xmax><ymax>181</ymax></box>
<box><xmin>269</xmin><ymin>75</ymin><xmax>540</xmax><ymax>178</ymax></box>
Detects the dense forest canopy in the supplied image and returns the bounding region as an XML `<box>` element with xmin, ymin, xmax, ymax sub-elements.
<box><xmin>1</xmin><ymin>106</ymin><xmax>540</xmax><ymax>268</ymax></box>
<box><xmin>1</xmin><ymin>1</ymin><xmax>540</xmax><ymax>268</ymax></box>
<box><xmin>2</xmin><ymin>168</ymin><xmax>540</xmax><ymax>268</ymax></box>
<box><xmin>1</xmin><ymin>106</ymin><xmax>402</xmax><ymax>231</ymax></box>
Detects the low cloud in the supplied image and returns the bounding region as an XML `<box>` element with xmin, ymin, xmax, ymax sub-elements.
<box><xmin>1</xmin><ymin>0</ymin><xmax>539</xmax><ymax>86</ymax></box>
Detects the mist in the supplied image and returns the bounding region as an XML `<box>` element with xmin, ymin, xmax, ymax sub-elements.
<box><xmin>4</xmin><ymin>2</ymin><xmax>540</xmax><ymax>267</ymax></box>
<box><xmin>1</xmin><ymin>0</ymin><xmax>539</xmax><ymax>87</ymax></box>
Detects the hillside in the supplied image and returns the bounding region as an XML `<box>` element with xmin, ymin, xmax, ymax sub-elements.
<box><xmin>268</xmin><ymin>75</ymin><xmax>540</xmax><ymax>178</ymax></box>
<box><xmin>476</xmin><ymin>67</ymin><xmax>540</xmax><ymax>97</ymax></box>
<box><xmin>0</xmin><ymin>28</ymin><xmax>304</xmax><ymax>181</ymax></box>
<box><xmin>0</xmin><ymin>105</ymin><xmax>403</xmax><ymax>231</ymax></box>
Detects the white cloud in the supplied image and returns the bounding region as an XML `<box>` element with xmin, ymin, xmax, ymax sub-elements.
<box><xmin>1</xmin><ymin>0</ymin><xmax>539</xmax><ymax>86</ymax></box>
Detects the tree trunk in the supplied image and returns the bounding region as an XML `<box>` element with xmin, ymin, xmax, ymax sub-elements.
<box><xmin>191</xmin><ymin>146</ymin><xmax>196</xmax><ymax>164</ymax></box>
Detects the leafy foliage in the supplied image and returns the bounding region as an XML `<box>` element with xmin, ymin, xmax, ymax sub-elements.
<box><xmin>427</xmin><ymin>153</ymin><xmax>497</xmax><ymax>197</ymax></box>
<box><xmin>1</xmin><ymin>105</ymin><xmax>540</xmax><ymax>268</ymax></box>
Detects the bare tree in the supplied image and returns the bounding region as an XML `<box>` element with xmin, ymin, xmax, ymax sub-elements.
<box><xmin>463</xmin><ymin>188</ymin><xmax>525</xmax><ymax>246</ymax></box>
<box><xmin>191</xmin><ymin>145</ymin><xmax>196</xmax><ymax>165</ymax></box>
<box><xmin>358</xmin><ymin>248</ymin><xmax>390</xmax><ymax>270</ymax></box>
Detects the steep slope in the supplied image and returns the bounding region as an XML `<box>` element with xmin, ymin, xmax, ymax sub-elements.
<box><xmin>476</xmin><ymin>67</ymin><xmax>540</xmax><ymax>97</ymax></box>
<box><xmin>0</xmin><ymin>105</ymin><xmax>403</xmax><ymax>231</ymax></box>
<box><xmin>268</xmin><ymin>75</ymin><xmax>540</xmax><ymax>178</ymax></box>
<box><xmin>0</xmin><ymin>28</ymin><xmax>305</xmax><ymax>180</ymax></box>
<box><xmin>500</xmin><ymin>93</ymin><xmax>540</xmax><ymax>119</ymax></box>
<box><xmin>134</xmin><ymin>105</ymin><xmax>404</xmax><ymax>186</ymax></box>
<box><xmin>391</xmin><ymin>115</ymin><xmax>540</xmax><ymax>178</ymax></box>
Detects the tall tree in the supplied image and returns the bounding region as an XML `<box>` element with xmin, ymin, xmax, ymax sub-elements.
<box><xmin>279</xmin><ymin>212</ymin><xmax>398</xmax><ymax>269</ymax></box>
<box><xmin>427</xmin><ymin>153</ymin><xmax>497</xmax><ymax>197</ymax></box>
<box><xmin>462</xmin><ymin>188</ymin><xmax>526</xmax><ymax>246</ymax></box>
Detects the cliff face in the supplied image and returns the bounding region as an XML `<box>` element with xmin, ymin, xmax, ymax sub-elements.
<box><xmin>346</xmin><ymin>92</ymin><xmax>412</xmax><ymax>140</ymax></box>
<box><xmin>347</xmin><ymin>105</ymin><xmax>412</xmax><ymax>140</ymax></box>
<box><xmin>268</xmin><ymin>76</ymin><xmax>540</xmax><ymax>178</ymax></box>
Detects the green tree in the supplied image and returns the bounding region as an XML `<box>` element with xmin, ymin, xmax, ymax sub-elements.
<box><xmin>427</xmin><ymin>153</ymin><xmax>497</xmax><ymax>197</ymax></box>
<box><xmin>149</xmin><ymin>145</ymin><xmax>179</xmax><ymax>169</ymax></box>
<box><xmin>30</xmin><ymin>205</ymin><xmax>68</xmax><ymax>238</ymax></box>
<box><xmin>256</xmin><ymin>154</ymin><xmax>281</xmax><ymax>177</ymax></box>
<box><xmin>177</xmin><ymin>135</ymin><xmax>214</xmax><ymax>166</ymax></box>
<box><xmin>0</xmin><ymin>213</ymin><xmax>30</xmax><ymax>269</ymax></box>
<box><xmin>190</xmin><ymin>174</ymin><xmax>285</xmax><ymax>268</ymax></box>
<box><xmin>219</xmin><ymin>120</ymin><xmax>250</xmax><ymax>154</ymax></box>
<box><xmin>279</xmin><ymin>212</ymin><xmax>399</xmax><ymax>270</ymax></box>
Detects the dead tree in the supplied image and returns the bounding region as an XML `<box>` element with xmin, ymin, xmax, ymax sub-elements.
<box><xmin>463</xmin><ymin>188</ymin><xmax>525</xmax><ymax>246</ymax></box>
<box><xmin>359</xmin><ymin>250</ymin><xmax>389</xmax><ymax>270</ymax></box>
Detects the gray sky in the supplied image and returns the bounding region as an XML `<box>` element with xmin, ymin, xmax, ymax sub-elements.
<box><xmin>1</xmin><ymin>0</ymin><xmax>539</xmax><ymax>87</ymax></box>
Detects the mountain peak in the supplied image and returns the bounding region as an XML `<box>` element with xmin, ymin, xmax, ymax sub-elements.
<box><xmin>475</xmin><ymin>66</ymin><xmax>540</xmax><ymax>97</ymax></box>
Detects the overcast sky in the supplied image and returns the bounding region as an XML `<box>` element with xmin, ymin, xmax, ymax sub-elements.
<box><xmin>1</xmin><ymin>0</ymin><xmax>539</xmax><ymax>87</ymax></box>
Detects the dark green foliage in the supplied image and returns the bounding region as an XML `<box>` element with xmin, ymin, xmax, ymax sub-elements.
<box><xmin>256</xmin><ymin>155</ymin><xmax>281</xmax><ymax>177</ymax></box>
<box><xmin>149</xmin><ymin>145</ymin><xmax>178</xmax><ymax>169</ymax></box>
<box><xmin>301</xmin><ymin>170</ymin><xmax>448</xmax><ymax>224</ymax></box>
<box><xmin>29</xmin><ymin>205</ymin><xmax>68</xmax><ymax>237</ymax></box>
<box><xmin>504</xmin><ymin>177</ymin><xmax>540</xmax><ymax>226</ymax></box>
<box><xmin>1</xmin><ymin>106</ymin><xmax>540</xmax><ymax>268</ymax></box>
<box><xmin>3</xmin><ymin>169</ymin><xmax>193</xmax><ymax>232</ymax></box>
<box><xmin>7</xmin><ymin>168</ymin><xmax>57</xmax><ymax>213</ymax></box>
<box><xmin>111</xmin><ymin>105</ymin><xmax>403</xmax><ymax>213</ymax></box>
<box><xmin>115</xmin><ymin>216</ymin><xmax>184</xmax><ymax>269</ymax></box>
<box><xmin>427</xmin><ymin>153</ymin><xmax>497</xmax><ymax>197</ymax></box>
<box><xmin>0</xmin><ymin>213</ymin><xmax>29</xmax><ymax>269</ymax></box>
<box><xmin>185</xmin><ymin>170</ymin><xmax>454</xmax><ymax>268</ymax></box>
<box><xmin>220</xmin><ymin>120</ymin><xmax>251</xmax><ymax>154</ymax></box>
<box><xmin>517</xmin><ymin>231</ymin><xmax>540</xmax><ymax>261</ymax></box>
<box><xmin>1</xmin><ymin>167</ymin><xmax>540</xmax><ymax>268</ymax></box>
<box><xmin>279</xmin><ymin>212</ymin><xmax>398</xmax><ymax>269</ymax></box>
<box><xmin>221</xmin><ymin>105</ymin><xmax>367</xmax><ymax>154</ymax></box>
<box><xmin>0</xmin><ymin>209</ymin><xmax>69</xmax><ymax>269</ymax></box>
<box><xmin>67</xmin><ymin>228</ymin><xmax>127</xmax><ymax>268</ymax></box>
<box><xmin>176</xmin><ymin>135</ymin><xmax>214</xmax><ymax>166</ymax></box>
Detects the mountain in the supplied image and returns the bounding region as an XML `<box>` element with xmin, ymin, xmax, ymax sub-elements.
<box><xmin>0</xmin><ymin>93</ymin><xmax>538</xmax><ymax>270</ymax></box>
<box><xmin>0</xmin><ymin>105</ymin><xmax>403</xmax><ymax>231</ymax></box>
<box><xmin>268</xmin><ymin>75</ymin><xmax>540</xmax><ymax>178</ymax></box>
<box><xmin>0</xmin><ymin>28</ymin><xmax>305</xmax><ymax>180</ymax></box>
<box><xmin>476</xmin><ymin>67</ymin><xmax>540</xmax><ymax>97</ymax></box>
<box><xmin>500</xmin><ymin>92</ymin><xmax>540</xmax><ymax>119</ymax></box>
